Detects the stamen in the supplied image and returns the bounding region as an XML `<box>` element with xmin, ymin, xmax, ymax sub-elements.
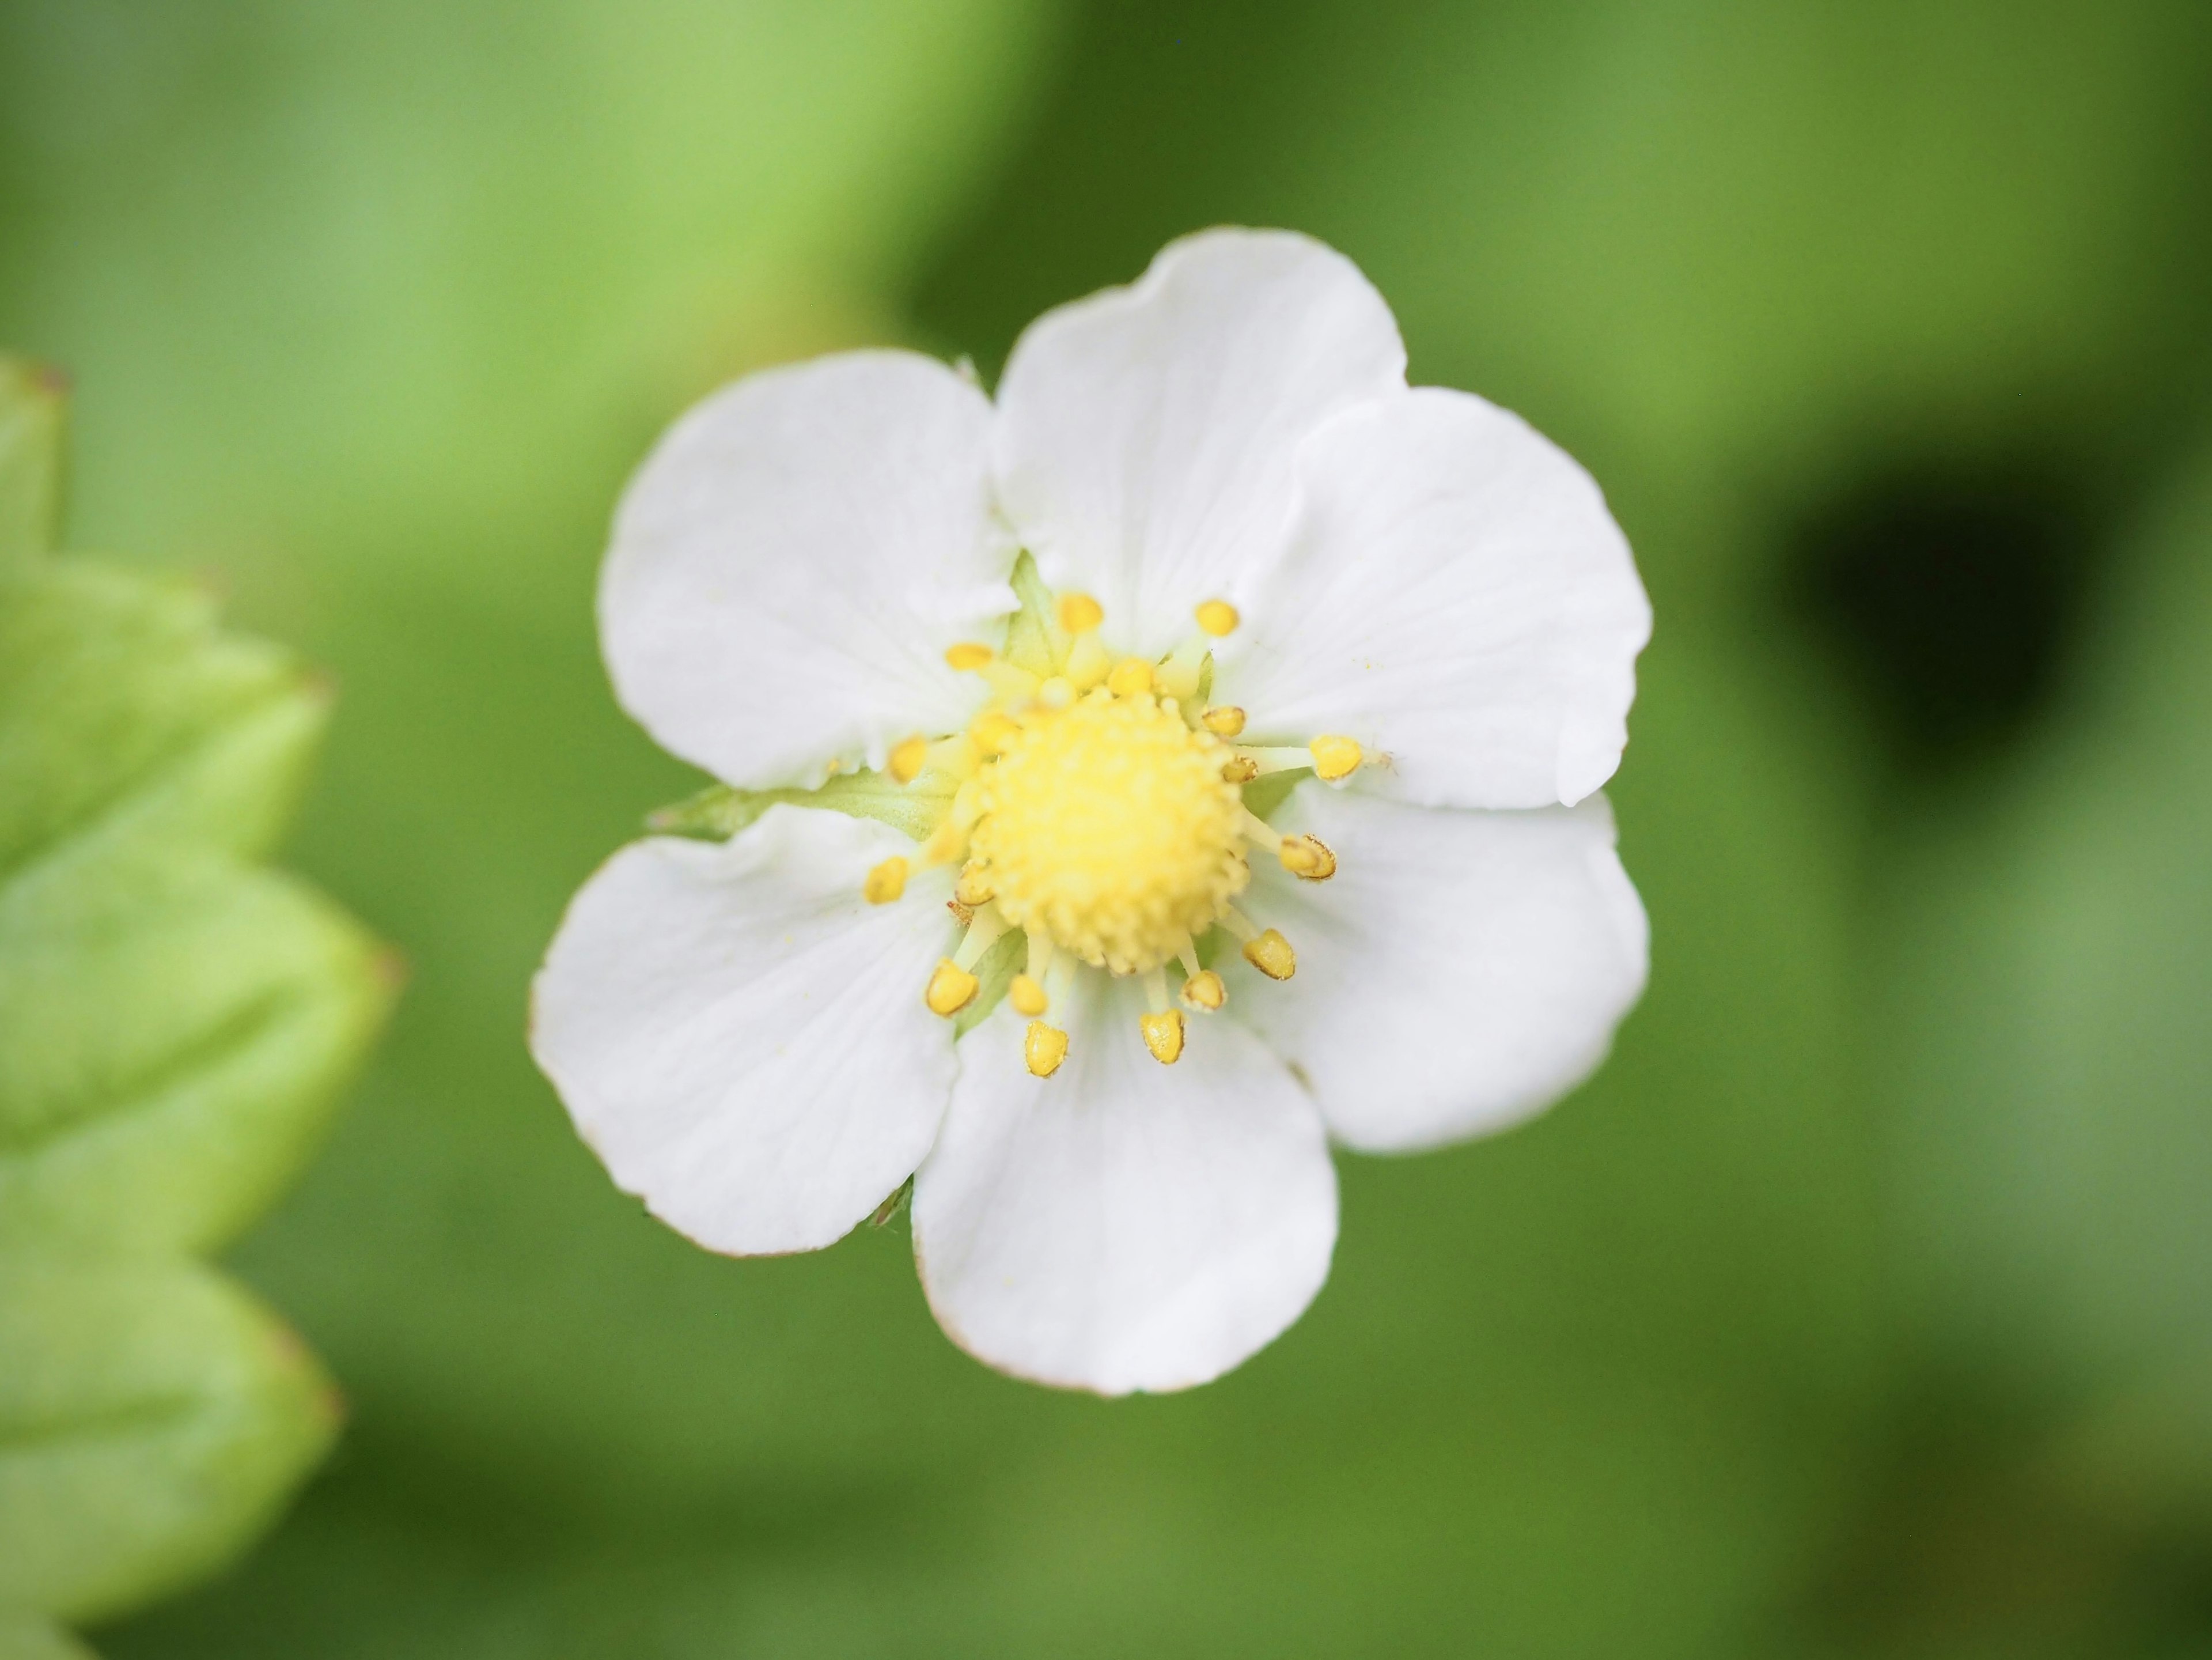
<box><xmin>972</xmin><ymin>711</ymin><xmax>1022</xmax><ymax>756</ymax></box>
<box><xmin>1236</xmin><ymin>808</ymin><xmax>1335</xmax><ymax>880</ymax></box>
<box><xmin>1201</xmin><ymin>705</ymin><xmax>1247</xmax><ymax>738</ymax></box>
<box><xmin>1139</xmin><ymin>1008</ymin><xmax>1185</xmax><ymax>1065</ymax></box>
<box><xmin>1237</xmin><ymin>745</ymin><xmax>1318</xmax><ymax>777</ymax></box>
<box><xmin>863</xmin><ymin>856</ymin><xmax>908</xmax><ymax>905</ymax></box>
<box><xmin>979</xmin><ymin>660</ymin><xmax>1043</xmax><ymax>706</ymax></box>
<box><xmin>1025</xmin><ymin>928</ymin><xmax>1057</xmax><ymax>986</ymax></box>
<box><xmin>1218</xmin><ymin>907</ymin><xmax>1260</xmax><ymax>943</ymax></box>
<box><xmin>888</xmin><ymin>735</ymin><xmax>929</xmax><ymax>784</ymax></box>
<box><xmin>1241</xmin><ymin>928</ymin><xmax>1297</xmax><ymax>980</ymax></box>
<box><xmin>1025</xmin><ymin>1020</ymin><xmax>1070</xmax><ymax>1077</ymax></box>
<box><xmin>1158</xmin><ymin>638</ymin><xmax>1207</xmax><ymax>701</ymax></box>
<box><xmin>925</xmin><ymin>733</ymin><xmax>980</xmax><ymax>780</ymax></box>
<box><xmin>945</xmin><ymin>642</ymin><xmax>995</xmax><ymax>672</ymax></box>
<box><xmin>1279</xmin><ymin>834</ymin><xmax>1336</xmax><ymax>882</ymax></box>
<box><xmin>1065</xmin><ymin>633</ymin><xmax>1111</xmax><ymax>691</ymax></box>
<box><xmin>1010</xmin><ymin>973</ymin><xmax>1048</xmax><ymax>1017</ymax></box>
<box><xmin>1106</xmin><ymin>657</ymin><xmax>1154</xmax><ymax>698</ymax></box>
<box><xmin>1221</xmin><ymin>757</ymin><xmax>1259</xmax><ymax>783</ymax></box>
<box><xmin>918</xmin><ymin>779</ymin><xmax>985</xmax><ymax>865</ymax></box>
<box><xmin>953</xmin><ymin>906</ymin><xmax>1012</xmax><ymax>971</ymax></box>
<box><xmin>1176</xmin><ymin>936</ymin><xmax>1203</xmax><ymax>982</ymax></box>
<box><xmin>1195</xmin><ymin>599</ymin><xmax>1240</xmax><ymax>637</ymax></box>
<box><xmin>1142</xmin><ymin>965</ymin><xmax>1172</xmax><ymax>1014</ymax></box>
<box><xmin>954</xmin><ymin>864</ymin><xmax>995</xmax><ymax>907</ymax></box>
<box><xmin>926</xmin><ymin>959</ymin><xmax>979</xmax><ymax>1016</ymax></box>
<box><xmin>1309</xmin><ymin>734</ymin><xmax>1363</xmax><ymax>782</ymax></box>
<box><xmin>1057</xmin><ymin>593</ymin><xmax>1104</xmax><ymax>635</ymax></box>
<box><xmin>1182</xmin><ymin>969</ymin><xmax>1226</xmax><ymax>1011</ymax></box>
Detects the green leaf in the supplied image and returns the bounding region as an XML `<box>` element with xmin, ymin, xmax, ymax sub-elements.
<box><xmin>0</xmin><ymin>358</ymin><xmax>65</xmax><ymax>565</ymax></box>
<box><xmin>648</xmin><ymin>767</ymin><xmax>957</xmax><ymax>846</ymax></box>
<box><xmin>0</xmin><ymin>1253</ymin><xmax>339</xmax><ymax>1625</ymax></box>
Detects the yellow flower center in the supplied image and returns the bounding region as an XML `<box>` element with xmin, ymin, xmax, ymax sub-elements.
<box><xmin>861</xmin><ymin>562</ymin><xmax>1368</xmax><ymax>1077</ymax></box>
<box><xmin>971</xmin><ymin>689</ymin><xmax>1247</xmax><ymax>975</ymax></box>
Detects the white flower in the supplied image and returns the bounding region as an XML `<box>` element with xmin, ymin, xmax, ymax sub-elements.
<box><xmin>531</xmin><ymin>228</ymin><xmax>1652</xmax><ymax>1395</ymax></box>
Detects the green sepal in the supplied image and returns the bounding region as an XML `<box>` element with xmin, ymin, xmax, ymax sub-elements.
<box><xmin>648</xmin><ymin>767</ymin><xmax>957</xmax><ymax>846</ymax></box>
<box><xmin>1239</xmin><ymin>767</ymin><xmax>1311</xmax><ymax>823</ymax></box>
<box><xmin>0</xmin><ymin>360</ymin><xmax>65</xmax><ymax>566</ymax></box>
<box><xmin>0</xmin><ymin>1253</ymin><xmax>341</xmax><ymax>1625</ymax></box>
<box><xmin>1000</xmin><ymin>550</ymin><xmax>1060</xmax><ymax>676</ymax></box>
<box><xmin>952</xmin><ymin>926</ymin><xmax>1026</xmax><ymax>1039</ymax></box>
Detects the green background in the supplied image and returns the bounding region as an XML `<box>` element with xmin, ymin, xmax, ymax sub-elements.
<box><xmin>3</xmin><ymin>1</ymin><xmax>2211</xmax><ymax>1654</ymax></box>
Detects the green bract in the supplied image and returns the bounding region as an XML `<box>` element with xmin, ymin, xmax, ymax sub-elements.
<box><xmin>0</xmin><ymin>360</ymin><xmax>391</xmax><ymax>1645</ymax></box>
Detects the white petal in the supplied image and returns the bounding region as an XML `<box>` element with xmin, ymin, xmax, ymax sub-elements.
<box><xmin>912</xmin><ymin>976</ymin><xmax>1338</xmax><ymax>1394</ymax></box>
<box><xmin>530</xmin><ymin>806</ymin><xmax>957</xmax><ymax>1255</ymax></box>
<box><xmin>1225</xmin><ymin>785</ymin><xmax>1647</xmax><ymax>1154</ymax></box>
<box><xmin>1221</xmin><ymin>387</ymin><xmax>1650</xmax><ymax>808</ymax></box>
<box><xmin>602</xmin><ymin>350</ymin><xmax>1013</xmax><ymax>789</ymax></box>
<box><xmin>993</xmin><ymin>228</ymin><xmax>1406</xmax><ymax>657</ymax></box>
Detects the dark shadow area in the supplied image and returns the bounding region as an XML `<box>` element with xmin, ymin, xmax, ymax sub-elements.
<box><xmin>1790</xmin><ymin>459</ymin><xmax>2100</xmax><ymax>776</ymax></box>
<box><xmin>1793</xmin><ymin>1374</ymin><xmax>2212</xmax><ymax>1659</ymax></box>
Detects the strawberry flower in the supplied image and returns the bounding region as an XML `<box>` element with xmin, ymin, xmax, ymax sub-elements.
<box><xmin>532</xmin><ymin>229</ymin><xmax>1650</xmax><ymax>1394</ymax></box>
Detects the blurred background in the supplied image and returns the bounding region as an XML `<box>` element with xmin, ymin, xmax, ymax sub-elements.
<box><xmin>5</xmin><ymin>1</ymin><xmax>2212</xmax><ymax>1654</ymax></box>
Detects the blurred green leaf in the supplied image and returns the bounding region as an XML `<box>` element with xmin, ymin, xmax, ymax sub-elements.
<box><xmin>0</xmin><ymin>856</ymin><xmax>392</xmax><ymax>1257</ymax></box>
<box><xmin>0</xmin><ymin>1253</ymin><xmax>339</xmax><ymax>1625</ymax></box>
<box><xmin>1879</xmin><ymin>446</ymin><xmax>2212</xmax><ymax>1387</ymax></box>
<box><xmin>0</xmin><ymin>1617</ymin><xmax>94</xmax><ymax>1660</ymax></box>
<box><xmin>0</xmin><ymin>564</ymin><xmax>394</xmax><ymax>1254</ymax></box>
<box><xmin>0</xmin><ymin>357</ymin><xmax>63</xmax><ymax>565</ymax></box>
<box><xmin>0</xmin><ymin>565</ymin><xmax>325</xmax><ymax>872</ymax></box>
<box><xmin>0</xmin><ymin>370</ymin><xmax>389</xmax><ymax>1644</ymax></box>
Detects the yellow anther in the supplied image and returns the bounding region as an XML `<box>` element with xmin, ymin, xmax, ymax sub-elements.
<box><xmin>925</xmin><ymin>959</ymin><xmax>979</xmax><ymax>1017</ymax></box>
<box><xmin>1242</xmin><ymin>929</ymin><xmax>1297</xmax><ymax>981</ymax></box>
<box><xmin>863</xmin><ymin>856</ymin><xmax>908</xmax><ymax>905</ymax></box>
<box><xmin>1195</xmin><ymin>599</ymin><xmax>1240</xmax><ymax>638</ymax></box>
<box><xmin>1181</xmin><ymin>969</ymin><xmax>1226</xmax><ymax>1012</ymax></box>
<box><xmin>1057</xmin><ymin>593</ymin><xmax>1104</xmax><ymax>635</ymax></box>
<box><xmin>1140</xmin><ymin>1008</ymin><xmax>1185</xmax><ymax>1065</ymax></box>
<box><xmin>1309</xmin><ymin>734</ymin><xmax>1363</xmax><ymax>782</ymax></box>
<box><xmin>1010</xmin><ymin>973</ymin><xmax>1049</xmax><ymax>1017</ymax></box>
<box><xmin>1221</xmin><ymin>757</ymin><xmax>1259</xmax><ymax>783</ymax></box>
<box><xmin>1106</xmin><ymin>657</ymin><xmax>1155</xmax><ymax>698</ymax></box>
<box><xmin>1025</xmin><ymin>1020</ymin><xmax>1069</xmax><ymax>1079</ymax></box>
<box><xmin>955</xmin><ymin>864</ymin><xmax>995</xmax><ymax>907</ymax></box>
<box><xmin>1202</xmin><ymin>705</ymin><xmax>1247</xmax><ymax>738</ymax></box>
<box><xmin>888</xmin><ymin>735</ymin><xmax>929</xmax><ymax>784</ymax></box>
<box><xmin>972</xmin><ymin>710</ymin><xmax>1022</xmax><ymax>756</ymax></box>
<box><xmin>945</xmin><ymin>642</ymin><xmax>995</xmax><ymax>672</ymax></box>
<box><xmin>1279</xmin><ymin>834</ymin><xmax>1337</xmax><ymax>882</ymax></box>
